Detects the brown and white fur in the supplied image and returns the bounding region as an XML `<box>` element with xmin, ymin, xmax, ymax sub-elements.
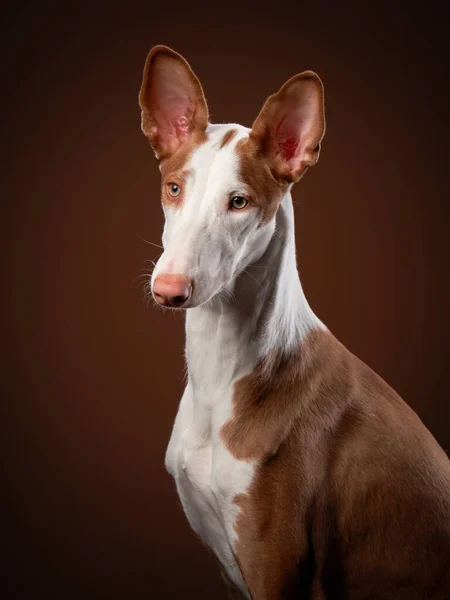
<box><xmin>138</xmin><ymin>46</ymin><xmax>450</xmax><ymax>599</ymax></box>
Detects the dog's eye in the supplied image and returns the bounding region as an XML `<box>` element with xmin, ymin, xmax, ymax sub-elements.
<box><xmin>168</xmin><ymin>183</ymin><xmax>181</xmax><ymax>197</ymax></box>
<box><xmin>230</xmin><ymin>196</ymin><xmax>248</xmax><ymax>210</ymax></box>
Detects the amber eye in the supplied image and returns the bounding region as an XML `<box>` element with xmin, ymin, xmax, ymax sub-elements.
<box><xmin>167</xmin><ymin>183</ymin><xmax>181</xmax><ymax>197</ymax></box>
<box><xmin>230</xmin><ymin>196</ymin><xmax>248</xmax><ymax>210</ymax></box>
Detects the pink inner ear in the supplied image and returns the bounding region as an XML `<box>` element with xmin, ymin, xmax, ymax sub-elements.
<box><xmin>174</xmin><ymin>116</ymin><xmax>189</xmax><ymax>136</ymax></box>
<box><xmin>275</xmin><ymin>115</ymin><xmax>301</xmax><ymax>160</ymax></box>
<box><xmin>150</xmin><ymin>69</ymin><xmax>193</xmax><ymax>142</ymax></box>
<box><xmin>277</xmin><ymin>136</ymin><xmax>298</xmax><ymax>160</ymax></box>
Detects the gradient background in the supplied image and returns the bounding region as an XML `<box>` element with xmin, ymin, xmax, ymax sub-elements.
<box><xmin>2</xmin><ymin>1</ymin><xmax>450</xmax><ymax>598</ymax></box>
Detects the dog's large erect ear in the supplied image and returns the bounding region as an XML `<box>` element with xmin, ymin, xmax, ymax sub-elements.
<box><xmin>249</xmin><ymin>72</ymin><xmax>325</xmax><ymax>183</ymax></box>
<box><xmin>139</xmin><ymin>46</ymin><xmax>209</xmax><ymax>160</ymax></box>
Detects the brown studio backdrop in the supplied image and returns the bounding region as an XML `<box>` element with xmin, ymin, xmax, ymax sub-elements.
<box><xmin>2</xmin><ymin>2</ymin><xmax>450</xmax><ymax>598</ymax></box>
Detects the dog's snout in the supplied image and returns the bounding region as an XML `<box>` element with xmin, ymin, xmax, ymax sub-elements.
<box><xmin>153</xmin><ymin>274</ymin><xmax>192</xmax><ymax>308</ymax></box>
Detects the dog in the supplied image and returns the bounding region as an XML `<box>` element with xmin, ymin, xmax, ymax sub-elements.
<box><xmin>138</xmin><ymin>45</ymin><xmax>450</xmax><ymax>599</ymax></box>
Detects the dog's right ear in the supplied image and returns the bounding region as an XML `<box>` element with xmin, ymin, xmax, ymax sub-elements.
<box><xmin>139</xmin><ymin>46</ymin><xmax>209</xmax><ymax>160</ymax></box>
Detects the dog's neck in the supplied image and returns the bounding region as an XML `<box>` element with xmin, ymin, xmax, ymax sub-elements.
<box><xmin>185</xmin><ymin>192</ymin><xmax>324</xmax><ymax>387</ymax></box>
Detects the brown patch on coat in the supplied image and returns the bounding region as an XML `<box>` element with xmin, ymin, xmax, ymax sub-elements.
<box><xmin>219</xmin><ymin>128</ymin><xmax>238</xmax><ymax>149</ymax></box>
<box><xmin>158</xmin><ymin>134</ymin><xmax>206</xmax><ymax>209</ymax></box>
<box><xmin>221</xmin><ymin>328</ymin><xmax>450</xmax><ymax>599</ymax></box>
<box><xmin>235</xmin><ymin>136</ymin><xmax>288</xmax><ymax>223</ymax></box>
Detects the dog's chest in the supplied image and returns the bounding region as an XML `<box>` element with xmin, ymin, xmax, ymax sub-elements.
<box><xmin>165</xmin><ymin>377</ymin><xmax>255</xmax><ymax>594</ymax></box>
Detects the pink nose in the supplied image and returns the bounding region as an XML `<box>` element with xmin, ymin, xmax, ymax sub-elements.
<box><xmin>152</xmin><ymin>274</ymin><xmax>192</xmax><ymax>308</ymax></box>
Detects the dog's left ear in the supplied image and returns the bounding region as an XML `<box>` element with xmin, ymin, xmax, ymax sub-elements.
<box><xmin>250</xmin><ymin>72</ymin><xmax>325</xmax><ymax>183</ymax></box>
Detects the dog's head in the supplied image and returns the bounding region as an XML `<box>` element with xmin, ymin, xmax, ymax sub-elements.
<box><xmin>139</xmin><ymin>46</ymin><xmax>325</xmax><ymax>309</ymax></box>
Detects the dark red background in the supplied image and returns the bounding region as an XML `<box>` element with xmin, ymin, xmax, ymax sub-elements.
<box><xmin>2</xmin><ymin>1</ymin><xmax>450</xmax><ymax>598</ymax></box>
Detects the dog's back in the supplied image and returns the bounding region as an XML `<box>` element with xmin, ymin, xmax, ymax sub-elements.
<box><xmin>224</xmin><ymin>329</ymin><xmax>450</xmax><ymax>599</ymax></box>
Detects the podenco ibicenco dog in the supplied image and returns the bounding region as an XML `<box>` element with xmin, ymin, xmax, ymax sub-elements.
<box><xmin>138</xmin><ymin>45</ymin><xmax>450</xmax><ymax>599</ymax></box>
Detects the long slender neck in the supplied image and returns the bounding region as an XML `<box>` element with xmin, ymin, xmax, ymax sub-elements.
<box><xmin>255</xmin><ymin>191</ymin><xmax>324</xmax><ymax>358</ymax></box>
<box><xmin>185</xmin><ymin>192</ymin><xmax>324</xmax><ymax>381</ymax></box>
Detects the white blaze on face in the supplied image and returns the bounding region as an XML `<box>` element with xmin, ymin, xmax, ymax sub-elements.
<box><xmin>152</xmin><ymin>124</ymin><xmax>273</xmax><ymax>307</ymax></box>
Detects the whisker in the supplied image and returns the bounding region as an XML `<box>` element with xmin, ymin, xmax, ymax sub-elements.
<box><xmin>131</xmin><ymin>273</ymin><xmax>151</xmax><ymax>288</ymax></box>
<box><xmin>134</xmin><ymin>273</ymin><xmax>151</xmax><ymax>282</ymax></box>
<box><xmin>131</xmin><ymin>253</ymin><xmax>163</xmax><ymax>289</ymax></box>
<box><xmin>241</xmin><ymin>269</ymin><xmax>261</xmax><ymax>287</ymax></box>
<box><xmin>143</xmin><ymin>280</ymin><xmax>154</xmax><ymax>307</ymax></box>
<box><xmin>246</xmin><ymin>263</ymin><xmax>278</xmax><ymax>273</ymax></box>
<box><xmin>137</xmin><ymin>235</ymin><xmax>163</xmax><ymax>249</ymax></box>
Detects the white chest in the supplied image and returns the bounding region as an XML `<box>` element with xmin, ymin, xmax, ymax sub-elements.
<box><xmin>165</xmin><ymin>379</ymin><xmax>255</xmax><ymax>596</ymax></box>
<box><xmin>163</xmin><ymin>307</ymin><xmax>260</xmax><ymax>595</ymax></box>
